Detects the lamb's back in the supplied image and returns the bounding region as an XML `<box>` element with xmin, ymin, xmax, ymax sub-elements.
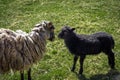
<box><xmin>65</xmin><ymin>34</ymin><xmax>101</xmax><ymax>55</ymax></box>
<box><xmin>92</xmin><ymin>32</ymin><xmax>114</xmax><ymax>49</ymax></box>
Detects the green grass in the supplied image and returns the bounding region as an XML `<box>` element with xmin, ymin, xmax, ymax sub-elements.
<box><xmin>0</xmin><ymin>0</ymin><xmax>120</xmax><ymax>80</ymax></box>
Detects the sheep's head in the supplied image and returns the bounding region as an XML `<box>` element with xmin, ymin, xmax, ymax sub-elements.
<box><xmin>58</xmin><ymin>26</ymin><xmax>75</xmax><ymax>39</ymax></box>
<box><xmin>33</xmin><ymin>21</ymin><xmax>55</xmax><ymax>41</ymax></box>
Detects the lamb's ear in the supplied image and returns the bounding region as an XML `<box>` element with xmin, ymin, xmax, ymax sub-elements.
<box><xmin>71</xmin><ymin>28</ymin><xmax>75</xmax><ymax>31</ymax></box>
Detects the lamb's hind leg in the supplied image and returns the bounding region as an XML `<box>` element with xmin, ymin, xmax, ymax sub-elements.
<box><xmin>71</xmin><ymin>55</ymin><xmax>78</xmax><ymax>72</ymax></box>
<box><xmin>79</xmin><ymin>55</ymin><xmax>86</xmax><ymax>75</ymax></box>
<box><xmin>105</xmin><ymin>50</ymin><xmax>115</xmax><ymax>69</ymax></box>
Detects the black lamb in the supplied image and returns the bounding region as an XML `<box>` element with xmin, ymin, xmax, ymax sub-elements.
<box><xmin>58</xmin><ymin>26</ymin><xmax>115</xmax><ymax>75</ymax></box>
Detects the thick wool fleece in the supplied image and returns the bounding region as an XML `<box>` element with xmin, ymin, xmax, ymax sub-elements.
<box><xmin>0</xmin><ymin>27</ymin><xmax>46</xmax><ymax>73</ymax></box>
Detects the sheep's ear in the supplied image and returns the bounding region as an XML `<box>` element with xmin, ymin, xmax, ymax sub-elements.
<box><xmin>71</xmin><ymin>28</ymin><xmax>75</xmax><ymax>31</ymax></box>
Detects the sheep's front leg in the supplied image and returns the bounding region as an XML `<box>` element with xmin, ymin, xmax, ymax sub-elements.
<box><xmin>71</xmin><ymin>55</ymin><xmax>78</xmax><ymax>72</ymax></box>
<box><xmin>20</xmin><ymin>71</ymin><xmax>24</xmax><ymax>80</ymax></box>
<box><xmin>28</xmin><ymin>68</ymin><xmax>31</xmax><ymax>80</ymax></box>
<box><xmin>79</xmin><ymin>55</ymin><xmax>86</xmax><ymax>75</ymax></box>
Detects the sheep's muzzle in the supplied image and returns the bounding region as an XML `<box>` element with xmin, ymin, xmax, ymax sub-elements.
<box><xmin>49</xmin><ymin>31</ymin><xmax>55</xmax><ymax>41</ymax></box>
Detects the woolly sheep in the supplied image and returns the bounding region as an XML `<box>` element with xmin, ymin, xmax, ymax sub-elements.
<box><xmin>0</xmin><ymin>21</ymin><xmax>55</xmax><ymax>80</ymax></box>
<box><xmin>58</xmin><ymin>26</ymin><xmax>115</xmax><ymax>75</ymax></box>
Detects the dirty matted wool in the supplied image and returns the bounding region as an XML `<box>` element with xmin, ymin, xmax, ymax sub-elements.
<box><xmin>0</xmin><ymin>27</ymin><xmax>46</xmax><ymax>73</ymax></box>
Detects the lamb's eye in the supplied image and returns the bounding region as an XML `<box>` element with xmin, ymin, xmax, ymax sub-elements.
<box><xmin>63</xmin><ymin>31</ymin><xmax>66</xmax><ymax>33</ymax></box>
<box><xmin>63</xmin><ymin>31</ymin><xmax>68</xmax><ymax>34</ymax></box>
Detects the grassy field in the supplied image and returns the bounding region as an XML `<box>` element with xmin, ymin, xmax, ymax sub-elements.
<box><xmin>0</xmin><ymin>0</ymin><xmax>120</xmax><ymax>80</ymax></box>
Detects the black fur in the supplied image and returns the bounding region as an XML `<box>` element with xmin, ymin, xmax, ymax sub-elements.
<box><xmin>58</xmin><ymin>26</ymin><xmax>115</xmax><ymax>75</ymax></box>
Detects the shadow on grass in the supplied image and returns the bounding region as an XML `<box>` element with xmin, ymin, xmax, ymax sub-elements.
<box><xmin>74</xmin><ymin>69</ymin><xmax>120</xmax><ymax>80</ymax></box>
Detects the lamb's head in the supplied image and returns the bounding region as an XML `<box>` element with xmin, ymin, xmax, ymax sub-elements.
<box><xmin>33</xmin><ymin>21</ymin><xmax>55</xmax><ymax>41</ymax></box>
<box><xmin>58</xmin><ymin>26</ymin><xmax>75</xmax><ymax>39</ymax></box>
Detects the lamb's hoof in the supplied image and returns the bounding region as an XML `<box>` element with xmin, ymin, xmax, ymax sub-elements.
<box><xmin>71</xmin><ymin>67</ymin><xmax>75</xmax><ymax>72</ymax></box>
<box><xmin>109</xmin><ymin>68</ymin><xmax>116</xmax><ymax>73</ymax></box>
<box><xmin>111</xmin><ymin>67</ymin><xmax>116</xmax><ymax>71</ymax></box>
<box><xmin>78</xmin><ymin>73</ymin><xmax>83</xmax><ymax>78</ymax></box>
<box><xmin>79</xmin><ymin>70</ymin><xmax>83</xmax><ymax>75</ymax></box>
<box><xmin>78</xmin><ymin>74</ymin><xmax>86</xmax><ymax>80</ymax></box>
<box><xmin>71</xmin><ymin>69</ymin><xmax>74</xmax><ymax>72</ymax></box>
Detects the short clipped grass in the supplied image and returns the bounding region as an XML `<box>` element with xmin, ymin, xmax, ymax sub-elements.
<box><xmin>0</xmin><ymin>0</ymin><xmax>120</xmax><ymax>80</ymax></box>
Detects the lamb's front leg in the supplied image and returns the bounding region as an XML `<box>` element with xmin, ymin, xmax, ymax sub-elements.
<box><xmin>79</xmin><ymin>55</ymin><xmax>86</xmax><ymax>75</ymax></box>
<box><xmin>28</xmin><ymin>68</ymin><xmax>31</xmax><ymax>80</ymax></box>
<box><xmin>71</xmin><ymin>55</ymin><xmax>78</xmax><ymax>72</ymax></box>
